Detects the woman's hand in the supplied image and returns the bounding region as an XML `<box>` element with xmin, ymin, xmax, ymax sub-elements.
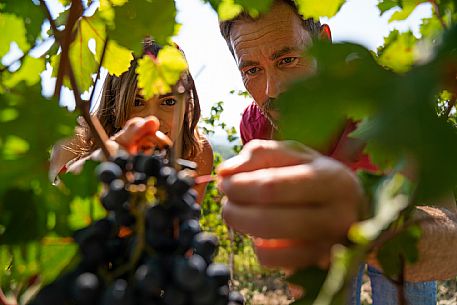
<box><xmin>111</xmin><ymin>116</ymin><xmax>172</xmax><ymax>154</ymax></box>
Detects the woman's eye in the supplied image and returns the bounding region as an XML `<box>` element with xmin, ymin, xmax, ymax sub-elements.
<box><xmin>161</xmin><ymin>98</ymin><xmax>177</xmax><ymax>106</ymax></box>
<box><xmin>245</xmin><ymin>67</ymin><xmax>260</xmax><ymax>76</ymax></box>
<box><xmin>134</xmin><ymin>98</ymin><xmax>145</xmax><ymax>107</ymax></box>
<box><xmin>279</xmin><ymin>57</ymin><xmax>297</xmax><ymax>65</ymax></box>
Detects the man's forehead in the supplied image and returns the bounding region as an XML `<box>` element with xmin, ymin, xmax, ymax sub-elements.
<box><xmin>229</xmin><ymin>2</ymin><xmax>312</xmax><ymax>63</ymax></box>
<box><xmin>231</xmin><ymin>23</ymin><xmax>311</xmax><ymax>65</ymax></box>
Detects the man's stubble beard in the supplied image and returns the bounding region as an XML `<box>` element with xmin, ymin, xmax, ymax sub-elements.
<box><xmin>260</xmin><ymin>98</ymin><xmax>279</xmax><ymax>130</ymax></box>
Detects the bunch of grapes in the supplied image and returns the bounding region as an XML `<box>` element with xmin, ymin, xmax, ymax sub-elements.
<box><xmin>31</xmin><ymin>152</ymin><xmax>244</xmax><ymax>305</ymax></box>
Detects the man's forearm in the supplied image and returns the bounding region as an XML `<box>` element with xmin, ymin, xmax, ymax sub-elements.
<box><xmin>404</xmin><ymin>206</ymin><xmax>457</xmax><ymax>282</ymax></box>
<box><xmin>368</xmin><ymin>205</ymin><xmax>457</xmax><ymax>282</ymax></box>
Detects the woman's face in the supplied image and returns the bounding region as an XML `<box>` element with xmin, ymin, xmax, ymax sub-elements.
<box><xmin>127</xmin><ymin>90</ymin><xmax>187</xmax><ymax>144</ymax></box>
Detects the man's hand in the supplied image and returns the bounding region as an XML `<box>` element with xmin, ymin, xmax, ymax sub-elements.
<box><xmin>217</xmin><ymin>140</ymin><xmax>366</xmax><ymax>268</ymax></box>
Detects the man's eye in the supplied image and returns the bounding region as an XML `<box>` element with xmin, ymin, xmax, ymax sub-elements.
<box><xmin>279</xmin><ymin>57</ymin><xmax>297</xmax><ymax>65</ymax></box>
<box><xmin>245</xmin><ymin>67</ymin><xmax>260</xmax><ymax>76</ymax></box>
<box><xmin>134</xmin><ymin>98</ymin><xmax>145</xmax><ymax>107</ymax></box>
<box><xmin>161</xmin><ymin>98</ymin><xmax>177</xmax><ymax>106</ymax></box>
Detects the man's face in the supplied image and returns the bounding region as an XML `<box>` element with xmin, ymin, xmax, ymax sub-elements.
<box><xmin>230</xmin><ymin>2</ymin><xmax>316</xmax><ymax>121</ymax></box>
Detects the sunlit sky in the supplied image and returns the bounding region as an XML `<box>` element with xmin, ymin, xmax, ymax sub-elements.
<box><xmin>41</xmin><ymin>0</ymin><xmax>432</xmax><ymax>141</ymax></box>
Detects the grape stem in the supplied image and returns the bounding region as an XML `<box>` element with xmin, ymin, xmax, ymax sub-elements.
<box><xmin>110</xmin><ymin>192</ymin><xmax>145</xmax><ymax>279</ymax></box>
<box><xmin>430</xmin><ymin>0</ymin><xmax>448</xmax><ymax>30</ymax></box>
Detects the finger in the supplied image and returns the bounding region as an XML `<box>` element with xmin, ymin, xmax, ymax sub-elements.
<box><xmin>217</xmin><ymin>140</ymin><xmax>319</xmax><ymax>177</ymax></box>
<box><xmin>222</xmin><ymin>201</ymin><xmax>355</xmax><ymax>240</ymax></box>
<box><xmin>113</xmin><ymin>117</ymin><xmax>160</xmax><ymax>153</ymax></box>
<box><xmin>131</xmin><ymin>117</ymin><xmax>160</xmax><ymax>143</ymax></box>
<box><xmin>253</xmin><ymin>240</ymin><xmax>332</xmax><ymax>268</ymax></box>
<box><xmin>135</xmin><ymin>132</ymin><xmax>173</xmax><ymax>154</ymax></box>
<box><xmin>153</xmin><ymin>130</ymin><xmax>173</xmax><ymax>149</ymax></box>
<box><xmin>219</xmin><ymin>162</ymin><xmax>343</xmax><ymax>205</ymax></box>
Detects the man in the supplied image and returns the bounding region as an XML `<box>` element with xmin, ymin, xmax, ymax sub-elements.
<box><xmin>216</xmin><ymin>0</ymin><xmax>457</xmax><ymax>303</ymax></box>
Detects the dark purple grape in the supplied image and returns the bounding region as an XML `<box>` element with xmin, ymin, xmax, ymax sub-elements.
<box><xmin>206</xmin><ymin>263</ymin><xmax>230</xmax><ymax>287</ymax></box>
<box><xmin>169</xmin><ymin>172</ymin><xmax>194</xmax><ymax>196</ymax></box>
<box><xmin>173</xmin><ymin>255</ymin><xmax>206</xmax><ymax>291</ymax></box>
<box><xmin>113</xmin><ymin>153</ymin><xmax>130</xmax><ymax>171</ymax></box>
<box><xmin>163</xmin><ymin>285</ymin><xmax>186</xmax><ymax>305</ymax></box>
<box><xmin>190</xmin><ymin>279</ymin><xmax>217</xmax><ymax>305</ymax></box>
<box><xmin>72</xmin><ymin>272</ymin><xmax>101</xmax><ymax>305</ymax></box>
<box><xmin>133</xmin><ymin>153</ymin><xmax>149</xmax><ymax>173</ymax></box>
<box><xmin>92</xmin><ymin>217</ymin><xmax>119</xmax><ymax>239</ymax></box>
<box><xmin>146</xmin><ymin>204</ymin><xmax>172</xmax><ymax>232</ymax></box>
<box><xmin>228</xmin><ymin>290</ymin><xmax>245</xmax><ymax>305</ymax></box>
<box><xmin>190</xmin><ymin>203</ymin><xmax>201</xmax><ymax>219</ymax></box>
<box><xmin>114</xmin><ymin>208</ymin><xmax>136</xmax><ymax>227</ymax></box>
<box><xmin>143</xmin><ymin>155</ymin><xmax>163</xmax><ymax>177</ymax></box>
<box><xmin>101</xmin><ymin>279</ymin><xmax>134</xmax><ymax>305</ymax></box>
<box><xmin>101</xmin><ymin>179</ymin><xmax>129</xmax><ymax>211</ymax></box>
<box><xmin>176</xmin><ymin>158</ymin><xmax>197</xmax><ymax>170</ymax></box>
<box><xmin>31</xmin><ymin>280</ymin><xmax>68</xmax><ymax>305</ymax></box>
<box><xmin>179</xmin><ymin>219</ymin><xmax>201</xmax><ymax>251</ymax></box>
<box><xmin>157</xmin><ymin>166</ymin><xmax>177</xmax><ymax>187</ymax></box>
<box><xmin>193</xmin><ymin>233</ymin><xmax>219</xmax><ymax>264</ymax></box>
<box><xmin>133</xmin><ymin>172</ymin><xmax>148</xmax><ymax>185</ymax></box>
<box><xmin>147</xmin><ymin>229</ymin><xmax>178</xmax><ymax>253</ymax></box>
<box><xmin>96</xmin><ymin>162</ymin><xmax>123</xmax><ymax>184</ymax></box>
<box><xmin>79</xmin><ymin>238</ymin><xmax>106</xmax><ymax>267</ymax></box>
<box><xmin>134</xmin><ymin>264</ymin><xmax>163</xmax><ymax>298</ymax></box>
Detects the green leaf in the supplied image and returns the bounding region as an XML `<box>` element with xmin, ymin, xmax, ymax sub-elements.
<box><xmin>278</xmin><ymin>42</ymin><xmax>389</xmax><ymax>151</ymax></box>
<box><xmin>0</xmin><ymin>188</ymin><xmax>47</xmax><ymax>244</ymax></box>
<box><xmin>279</xmin><ymin>29</ymin><xmax>457</xmax><ymax>201</ymax></box>
<box><xmin>68</xmin><ymin>196</ymin><xmax>105</xmax><ymax>231</ymax></box>
<box><xmin>60</xmin><ymin>160</ymin><xmax>99</xmax><ymax>198</ymax></box>
<box><xmin>103</xmin><ymin>40</ymin><xmax>133</xmax><ymax>76</ymax></box>
<box><xmin>348</xmin><ymin>174</ymin><xmax>411</xmax><ymax>244</ymax></box>
<box><xmin>0</xmin><ymin>0</ymin><xmax>45</xmax><ymax>45</ymax></box>
<box><xmin>0</xmin><ymin>240</ymin><xmax>78</xmax><ymax>290</ymax></box>
<box><xmin>377</xmin><ymin>225</ymin><xmax>422</xmax><ymax>278</ymax></box>
<box><xmin>0</xmin><ymin>13</ymin><xmax>30</xmax><ymax>58</ymax></box>
<box><xmin>420</xmin><ymin>16</ymin><xmax>445</xmax><ymax>41</ymax></box>
<box><xmin>136</xmin><ymin>46</ymin><xmax>188</xmax><ymax>99</ymax></box>
<box><xmin>377</xmin><ymin>0</ymin><xmax>400</xmax><ymax>15</ymax></box>
<box><xmin>1</xmin><ymin>135</ymin><xmax>30</xmax><ymax>160</ymax></box>
<box><xmin>0</xmin><ymin>84</ymin><xmax>77</xmax><ymax>197</ymax></box>
<box><xmin>99</xmin><ymin>0</ymin><xmax>128</xmax><ymax>25</ymax></box>
<box><xmin>218</xmin><ymin>0</ymin><xmax>243</xmax><ymax>20</ymax></box>
<box><xmin>81</xmin><ymin>15</ymin><xmax>133</xmax><ymax>77</ymax></box>
<box><xmin>2</xmin><ymin>56</ymin><xmax>45</xmax><ymax>88</ymax></box>
<box><xmin>377</xmin><ymin>30</ymin><xmax>416</xmax><ymax>73</ymax></box>
<box><xmin>389</xmin><ymin>0</ymin><xmax>427</xmax><ymax>22</ymax></box>
<box><xmin>288</xmin><ymin>267</ymin><xmax>327</xmax><ymax>304</ymax></box>
<box><xmin>294</xmin><ymin>0</ymin><xmax>346</xmax><ymax>20</ymax></box>
<box><xmin>38</xmin><ymin>240</ymin><xmax>78</xmax><ymax>285</ymax></box>
<box><xmin>109</xmin><ymin>0</ymin><xmax>176</xmax><ymax>54</ymax></box>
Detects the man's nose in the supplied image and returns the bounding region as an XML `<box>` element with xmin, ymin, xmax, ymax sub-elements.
<box><xmin>265</xmin><ymin>73</ymin><xmax>284</xmax><ymax>99</ymax></box>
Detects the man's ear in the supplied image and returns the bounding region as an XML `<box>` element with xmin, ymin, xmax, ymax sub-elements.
<box><xmin>319</xmin><ymin>24</ymin><xmax>332</xmax><ymax>41</ymax></box>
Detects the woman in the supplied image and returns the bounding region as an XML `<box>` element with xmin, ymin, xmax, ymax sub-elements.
<box><xmin>50</xmin><ymin>39</ymin><xmax>213</xmax><ymax>203</ymax></box>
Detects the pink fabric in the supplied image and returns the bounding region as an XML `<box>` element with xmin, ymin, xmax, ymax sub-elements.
<box><xmin>240</xmin><ymin>101</ymin><xmax>378</xmax><ymax>172</ymax></box>
<box><xmin>240</xmin><ymin>102</ymin><xmax>273</xmax><ymax>145</ymax></box>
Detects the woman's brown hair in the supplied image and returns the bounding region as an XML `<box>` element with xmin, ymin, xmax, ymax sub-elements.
<box><xmin>74</xmin><ymin>39</ymin><xmax>202</xmax><ymax>160</ymax></box>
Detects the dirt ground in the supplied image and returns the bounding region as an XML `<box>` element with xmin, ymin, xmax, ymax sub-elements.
<box><xmin>240</xmin><ymin>278</ymin><xmax>457</xmax><ymax>305</ymax></box>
